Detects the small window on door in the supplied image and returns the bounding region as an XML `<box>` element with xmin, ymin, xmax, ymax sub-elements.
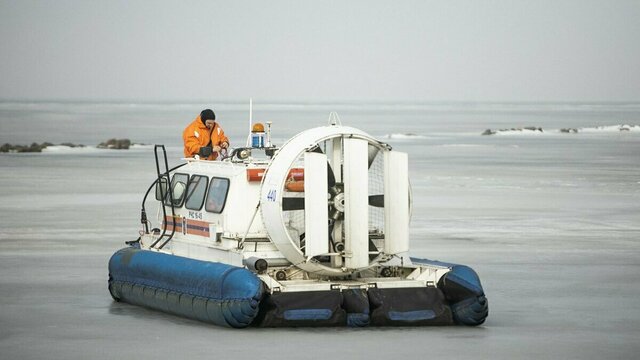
<box><xmin>185</xmin><ymin>175</ymin><xmax>209</xmax><ymax>210</ymax></box>
<box><xmin>205</xmin><ymin>178</ymin><xmax>230</xmax><ymax>213</ymax></box>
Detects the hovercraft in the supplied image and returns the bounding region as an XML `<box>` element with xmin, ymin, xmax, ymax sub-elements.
<box><xmin>108</xmin><ymin>114</ymin><xmax>488</xmax><ymax>327</ymax></box>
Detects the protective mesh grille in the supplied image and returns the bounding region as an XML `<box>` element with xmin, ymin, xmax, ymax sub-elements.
<box><xmin>368</xmin><ymin>149</ymin><xmax>385</xmax><ymax>236</ymax></box>
<box><xmin>280</xmin><ymin>139</ymin><xmax>387</xmax><ymax>256</ymax></box>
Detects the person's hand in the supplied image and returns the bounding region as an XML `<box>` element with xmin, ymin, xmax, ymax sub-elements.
<box><xmin>198</xmin><ymin>146</ymin><xmax>212</xmax><ymax>157</ymax></box>
<box><xmin>212</xmin><ymin>145</ymin><xmax>222</xmax><ymax>153</ymax></box>
<box><xmin>220</xmin><ymin>142</ymin><xmax>229</xmax><ymax>149</ymax></box>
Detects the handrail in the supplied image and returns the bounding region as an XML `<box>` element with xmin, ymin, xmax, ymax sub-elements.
<box><xmin>150</xmin><ymin>145</ymin><xmax>177</xmax><ymax>249</ymax></box>
<box><xmin>140</xmin><ymin>162</ymin><xmax>187</xmax><ymax>234</ymax></box>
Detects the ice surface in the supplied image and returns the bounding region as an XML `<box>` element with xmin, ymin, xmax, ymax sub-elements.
<box><xmin>383</xmin><ymin>133</ymin><xmax>427</xmax><ymax>139</ymax></box>
<box><xmin>484</xmin><ymin>124</ymin><xmax>640</xmax><ymax>136</ymax></box>
<box><xmin>1</xmin><ymin>102</ymin><xmax>639</xmax><ymax>359</ymax></box>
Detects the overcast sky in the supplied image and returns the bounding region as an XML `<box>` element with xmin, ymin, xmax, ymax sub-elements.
<box><xmin>1</xmin><ymin>0</ymin><xmax>639</xmax><ymax>102</ymax></box>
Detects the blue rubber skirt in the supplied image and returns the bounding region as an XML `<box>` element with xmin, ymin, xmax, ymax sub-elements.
<box><xmin>108</xmin><ymin>247</ymin><xmax>264</xmax><ymax>328</ymax></box>
<box><xmin>412</xmin><ymin>257</ymin><xmax>489</xmax><ymax>326</ymax></box>
<box><xmin>108</xmin><ymin>249</ymin><xmax>486</xmax><ymax>327</ymax></box>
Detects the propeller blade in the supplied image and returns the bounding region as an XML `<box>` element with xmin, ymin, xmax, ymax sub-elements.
<box><xmin>368</xmin><ymin>145</ymin><xmax>379</xmax><ymax>168</ymax></box>
<box><xmin>327</xmin><ymin>163</ymin><xmax>336</xmax><ymax>188</ymax></box>
<box><xmin>282</xmin><ymin>197</ymin><xmax>305</xmax><ymax>211</ymax></box>
<box><xmin>368</xmin><ymin>194</ymin><xmax>384</xmax><ymax>207</ymax></box>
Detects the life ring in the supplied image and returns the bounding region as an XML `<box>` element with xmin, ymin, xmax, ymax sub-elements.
<box><xmin>285</xmin><ymin>180</ymin><xmax>305</xmax><ymax>192</ymax></box>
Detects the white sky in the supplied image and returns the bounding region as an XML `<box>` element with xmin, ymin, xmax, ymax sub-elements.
<box><xmin>1</xmin><ymin>0</ymin><xmax>639</xmax><ymax>102</ymax></box>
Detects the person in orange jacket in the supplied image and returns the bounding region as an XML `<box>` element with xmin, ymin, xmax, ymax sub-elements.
<box><xmin>182</xmin><ymin>109</ymin><xmax>229</xmax><ymax>160</ymax></box>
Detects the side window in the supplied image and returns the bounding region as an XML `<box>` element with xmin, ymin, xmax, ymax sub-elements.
<box><xmin>205</xmin><ymin>178</ymin><xmax>230</xmax><ymax>213</ymax></box>
<box><xmin>185</xmin><ymin>175</ymin><xmax>209</xmax><ymax>210</ymax></box>
<box><xmin>155</xmin><ymin>175</ymin><xmax>169</xmax><ymax>201</ymax></box>
<box><xmin>164</xmin><ymin>173</ymin><xmax>189</xmax><ymax>207</ymax></box>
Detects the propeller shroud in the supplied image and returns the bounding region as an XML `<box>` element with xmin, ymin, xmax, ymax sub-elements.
<box><xmin>260</xmin><ymin>125</ymin><xmax>411</xmax><ymax>276</ymax></box>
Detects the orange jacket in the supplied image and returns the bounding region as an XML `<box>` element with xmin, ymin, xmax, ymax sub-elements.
<box><xmin>182</xmin><ymin>115</ymin><xmax>229</xmax><ymax>160</ymax></box>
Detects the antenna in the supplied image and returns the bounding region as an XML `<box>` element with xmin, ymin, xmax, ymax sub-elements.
<box><xmin>246</xmin><ymin>98</ymin><xmax>253</xmax><ymax>147</ymax></box>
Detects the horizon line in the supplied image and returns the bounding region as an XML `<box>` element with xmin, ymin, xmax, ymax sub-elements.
<box><xmin>1</xmin><ymin>97</ymin><xmax>640</xmax><ymax>105</ymax></box>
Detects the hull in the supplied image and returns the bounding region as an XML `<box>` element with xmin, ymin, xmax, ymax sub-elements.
<box><xmin>108</xmin><ymin>247</ymin><xmax>487</xmax><ymax>328</ymax></box>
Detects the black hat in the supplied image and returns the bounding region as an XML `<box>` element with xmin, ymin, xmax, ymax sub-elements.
<box><xmin>200</xmin><ymin>109</ymin><xmax>215</xmax><ymax>124</ymax></box>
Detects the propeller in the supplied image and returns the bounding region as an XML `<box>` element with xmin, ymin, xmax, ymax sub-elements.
<box><xmin>283</xmin><ymin>192</ymin><xmax>384</xmax><ymax>211</ymax></box>
<box><xmin>368</xmin><ymin>194</ymin><xmax>384</xmax><ymax>208</ymax></box>
<box><xmin>282</xmin><ymin>144</ymin><xmax>383</xmax><ymax>211</ymax></box>
<box><xmin>282</xmin><ymin>197</ymin><xmax>305</xmax><ymax>211</ymax></box>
